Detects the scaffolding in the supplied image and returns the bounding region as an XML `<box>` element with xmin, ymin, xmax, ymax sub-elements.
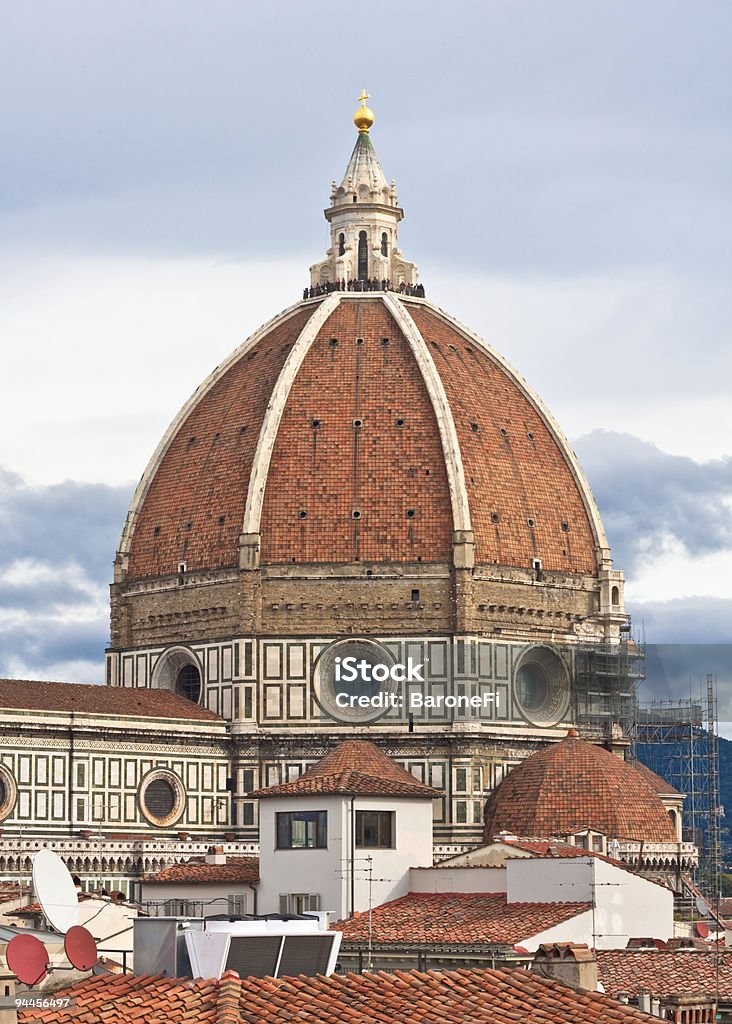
<box><xmin>574</xmin><ymin>638</ymin><xmax>645</xmax><ymax>738</ymax></box>
<box><xmin>632</xmin><ymin>674</ymin><xmax>721</xmax><ymax>898</ymax></box>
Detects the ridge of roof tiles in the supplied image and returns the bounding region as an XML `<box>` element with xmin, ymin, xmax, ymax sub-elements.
<box><xmin>597</xmin><ymin>949</ymin><xmax>732</xmax><ymax>999</ymax></box>
<box><xmin>17</xmin><ymin>966</ymin><xmax>659</xmax><ymax>1024</ymax></box>
<box><xmin>333</xmin><ymin>891</ymin><xmax>592</xmax><ymax>946</ymax></box>
<box><xmin>252</xmin><ymin>739</ymin><xmax>440</xmax><ymax>798</ymax></box>
<box><xmin>144</xmin><ymin>856</ymin><xmax>260</xmax><ymax>884</ymax></box>
<box><xmin>483</xmin><ymin>730</ymin><xmax>678</xmax><ymax>844</ymax></box>
<box><xmin>0</xmin><ymin>678</ymin><xmax>223</xmax><ymax>722</ymax></box>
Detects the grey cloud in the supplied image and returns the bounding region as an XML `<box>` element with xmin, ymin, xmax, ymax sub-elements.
<box><xmin>0</xmin><ymin>467</ymin><xmax>130</xmax><ymax>679</ymax></box>
<box><xmin>634</xmin><ymin>640</ymin><xmax>732</xmax><ymax>720</ymax></box>
<box><xmin>574</xmin><ymin>431</ymin><xmax>732</xmax><ymax>576</ymax></box>
<box><xmin>0</xmin><ymin>618</ymin><xmax>105</xmax><ymax>678</ymax></box>
<box><xmin>628</xmin><ymin>597</ymin><xmax>732</xmax><ymax>646</ymax></box>
<box><xmin>0</xmin><ymin>467</ymin><xmax>132</xmax><ymax>579</ymax></box>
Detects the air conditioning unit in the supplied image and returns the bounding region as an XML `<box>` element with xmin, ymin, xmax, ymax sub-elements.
<box><xmin>185</xmin><ymin>918</ymin><xmax>341</xmax><ymax>980</ymax></box>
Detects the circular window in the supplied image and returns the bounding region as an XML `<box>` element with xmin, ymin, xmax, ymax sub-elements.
<box><xmin>0</xmin><ymin>765</ymin><xmax>16</xmax><ymax>821</ymax></box>
<box><xmin>139</xmin><ymin>770</ymin><xmax>186</xmax><ymax>827</ymax></box>
<box><xmin>513</xmin><ymin>646</ymin><xmax>571</xmax><ymax>727</ymax></box>
<box><xmin>312</xmin><ymin>638</ymin><xmax>399</xmax><ymax>725</ymax></box>
<box><xmin>176</xmin><ymin>664</ymin><xmax>201</xmax><ymax>703</ymax></box>
<box><xmin>152</xmin><ymin>647</ymin><xmax>203</xmax><ymax>704</ymax></box>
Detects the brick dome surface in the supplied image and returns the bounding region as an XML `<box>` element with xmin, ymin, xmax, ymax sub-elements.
<box><xmin>483</xmin><ymin>731</ymin><xmax>678</xmax><ymax>843</ymax></box>
<box><xmin>121</xmin><ymin>293</ymin><xmax>605</xmax><ymax>580</ymax></box>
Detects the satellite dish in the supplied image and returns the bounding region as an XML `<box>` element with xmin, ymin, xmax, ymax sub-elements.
<box><xmin>32</xmin><ymin>849</ymin><xmax>80</xmax><ymax>934</ymax></box>
<box><xmin>697</xmin><ymin>921</ymin><xmax>710</xmax><ymax>939</ymax></box>
<box><xmin>65</xmin><ymin>925</ymin><xmax>98</xmax><ymax>971</ymax></box>
<box><xmin>6</xmin><ymin>933</ymin><xmax>49</xmax><ymax>986</ymax></box>
<box><xmin>696</xmin><ymin>896</ymin><xmax>710</xmax><ymax>917</ymax></box>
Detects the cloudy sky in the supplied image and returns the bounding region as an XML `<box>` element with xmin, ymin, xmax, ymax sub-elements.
<box><xmin>1</xmin><ymin>3</ymin><xmax>730</xmax><ymax>714</ymax></box>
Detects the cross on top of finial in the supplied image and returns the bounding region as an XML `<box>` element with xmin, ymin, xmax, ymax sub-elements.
<box><xmin>353</xmin><ymin>90</ymin><xmax>375</xmax><ymax>133</ymax></box>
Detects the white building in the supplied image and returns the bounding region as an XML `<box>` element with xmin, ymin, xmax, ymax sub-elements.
<box><xmin>252</xmin><ymin>739</ymin><xmax>436</xmax><ymax>920</ymax></box>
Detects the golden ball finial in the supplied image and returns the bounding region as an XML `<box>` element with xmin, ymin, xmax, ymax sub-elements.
<box><xmin>353</xmin><ymin>88</ymin><xmax>374</xmax><ymax>133</ymax></box>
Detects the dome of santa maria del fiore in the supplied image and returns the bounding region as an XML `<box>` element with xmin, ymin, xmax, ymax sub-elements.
<box><xmin>120</xmin><ymin>290</ymin><xmax>603</xmax><ymax>579</ymax></box>
<box><xmin>108</xmin><ymin>96</ymin><xmax>633</xmax><ymax>853</ymax></box>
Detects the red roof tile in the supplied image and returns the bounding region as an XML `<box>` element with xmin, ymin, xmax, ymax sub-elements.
<box><xmin>252</xmin><ymin>739</ymin><xmax>439</xmax><ymax>799</ymax></box>
<box><xmin>0</xmin><ymin>678</ymin><xmax>223</xmax><ymax>722</ymax></box>
<box><xmin>144</xmin><ymin>856</ymin><xmax>259</xmax><ymax>884</ymax></box>
<box><xmin>483</xmin><ymin>732</ymin><xmax>678</xmax><ymax>844</ymax></box>
<box><xmin>597</xmin><ymin>949</ymin><xmax>732</xmax><ymax>999</ymax></box>
<box><xmin>123</xmin><ymin>295</ymin><xmax>601</xmax><ymax>578</ymax></box>
<box><xmin>334</xmin><ymin>891</ymin><xmax>591</xmax><ymax>947</ymax></box>
<box><xmin>18</xmin><ymin>966</ymin><xmax>658</xmax><ymax>1023</ymax></box>
<box><xmin>630</xmin><ymin>760</ymin><xmax>683</xmax><ymax>798</ymax></box>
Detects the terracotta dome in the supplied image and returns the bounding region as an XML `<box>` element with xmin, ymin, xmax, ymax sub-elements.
<box><xmin>119</xmin><ymin>292</ymin><xmax>606</xmax><ymax>580</ymax></box>
<box><xmin>483</xmin><ymin>730</ymin><xmax>678</xmax><ymax>843</ymax></box>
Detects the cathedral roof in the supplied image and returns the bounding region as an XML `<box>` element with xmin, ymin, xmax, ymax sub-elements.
<box><xmin>0</xmin><ymin>678</ymin><xmax>223</xmax><ymax>722</ymax></box>
<box><xmin>483</xmin><ymin>730</ymin><xmax>679</xmax><ymax>844</ymax></box>
<box><xmin>118</xmin><ymin>292</ymin><xmax>606</xmax><ymax>579</ymax></box>
<box><xmin>251</xmin><ymin>739</ymin><xmax>438</xmax><ymax>798</ymax></box>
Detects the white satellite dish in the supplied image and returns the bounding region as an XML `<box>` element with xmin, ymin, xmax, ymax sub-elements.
<box><xmin>696</xmin><ymin>896</ymin><xmax>710</xmax><ymax>917</ymax></box>
<box><xmin>32</xmin><ymin>849</ymin><xmax>80</xmax><ymax>934</ymax></box>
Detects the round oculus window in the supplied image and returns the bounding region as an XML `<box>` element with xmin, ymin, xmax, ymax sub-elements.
<box><xmin>0</xmin><ymin>765</ymin><xmax>16</xmax><ymax>821</ymax></box>
<box><xmin>312</xmin><ymin>638</ymin><xmax>399</xmax><ymax>725</ymax></box>
<box><xmin>151</xmin><ymin>647</ymin><xmax>202</xmax><ymax>705</ymax></box>
<box><xmin>513</xmin><ymin>646</ymin><xmax>571</xmax><ymax>727</ymax></box>
<box><xmin>175</xmin><ymin>664</ymin><xmax>201</xmax><ymax>704</ymax></box>
<box><xmin>139</xmin><ymin>770</ymin><xmax>185</xmax><ymax>827</ymax></box>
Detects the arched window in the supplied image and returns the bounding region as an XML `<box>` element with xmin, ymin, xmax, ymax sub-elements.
<box><xmin>381</xmin><ymin>232</ymin><xmax>388</xmax><ymax>256</ymax></box>
<box><xmin>358</xmin><ymin>231</ymin><xmax>368</xmax><ymax>280</ymax></box>
<box><xmin>611</xmin><ymin>586</ymin><xmax>619</xmax><ymax>606</ymax></box>
<box><xmin>338</xmin><ymin>233</ymin><xmax>345</xmax><ymax>256</ymax></box>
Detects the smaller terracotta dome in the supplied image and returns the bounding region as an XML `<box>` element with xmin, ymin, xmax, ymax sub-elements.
<box><xmin>483</xmin><ymin>731</ymin><xmax>678</xmax><ymax>844</ymax></box>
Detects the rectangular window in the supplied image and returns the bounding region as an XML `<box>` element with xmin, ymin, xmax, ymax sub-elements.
<box><xmin>242</xmin><ymin>802</ymin><xmax>255</xmax><ymax>826</ymax></box>
<box><xmin>244</xmin><ymin>642</ymin><xmax>253</xmax><ymax>677</ymax></box>
<box><xmin>244</xmin><ymin>687</ymin><xmax>253</xmax><ymax>718</ymax></box>
<box><xmin>76</xmin><ymin>762</ymin><xmax>86</xmax><ymax>788</ymax></box>
<box><xmin>276</xmin><ymin>810</ymin><xmax>327</xmax><ymax>849</ymax></box>
<box><xmin>242</xmin><ymin>769</ymin><xmax>255</xmax><ymax>793</ymax></box>
<box><xmin>455</xmin><ymin>801</ymin><xmax>467</xmax><ymax>824</ymax></box>
<box><xmin>355</xmin><ymin>810</ymin><xmax>394</xmax><ymax>849</ymax></box>
<box><xmin>454</xmin><ymin>767</ymin><xmax>468</xmax><ymax>792</ymax></box>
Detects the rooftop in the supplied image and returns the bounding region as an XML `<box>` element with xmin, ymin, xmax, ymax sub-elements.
<box><xmin>597</xmin><ymin>949</ymin><xmax>732</xmax><ymax>1000</ymax></box>
<box><xmin>0</xmin><ymin>678</ymin><xmax>223</xmax><ymax>723</ymax></box>
<box><xmin>252</xmin><ymin>739</ymin><xmax>439</xmax><ymax>799</ymax></box>
<box><xmin>483</xmin><ymin>731</ymin><xmax>678</xmax><ymax>844</ymax></box>
<box><xmin>17</xmin><ymin>966</ymin><xmax>658</xmax><ymax>1024</ymax></box>
<box><xmin>333</xmin><ymin>891</ymin><xmax>591</xmax><ymax>948</ymax></box>
<box><xmin>144</xmin><ymin>856</ymin><xmax>260</xmax><ymax>884</ymax></box>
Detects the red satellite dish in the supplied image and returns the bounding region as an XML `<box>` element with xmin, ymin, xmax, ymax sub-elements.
<box><xmin>64</xmin><ymin>925</ymin><xmax>98</xmax><ymax>971</ymax></box>
<box><xmin>697</xmin><ymin>921</ymin><xmax>710</xmax><ymax>939</ymax></box>
<box><xmin>6</xmin><ymin>933</ymin><xmax>49</xmax><ymax>986</ymax></box>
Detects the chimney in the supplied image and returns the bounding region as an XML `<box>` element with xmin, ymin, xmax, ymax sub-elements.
<box><xmin>205</xmin><ymin>845</ymin><xmax>226</xmax><ymax>865</ymax></box>
<box><xmin>532</xmin><ymin>943</ymin><xmax>598</xmax><ymax>992</ymax></box>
